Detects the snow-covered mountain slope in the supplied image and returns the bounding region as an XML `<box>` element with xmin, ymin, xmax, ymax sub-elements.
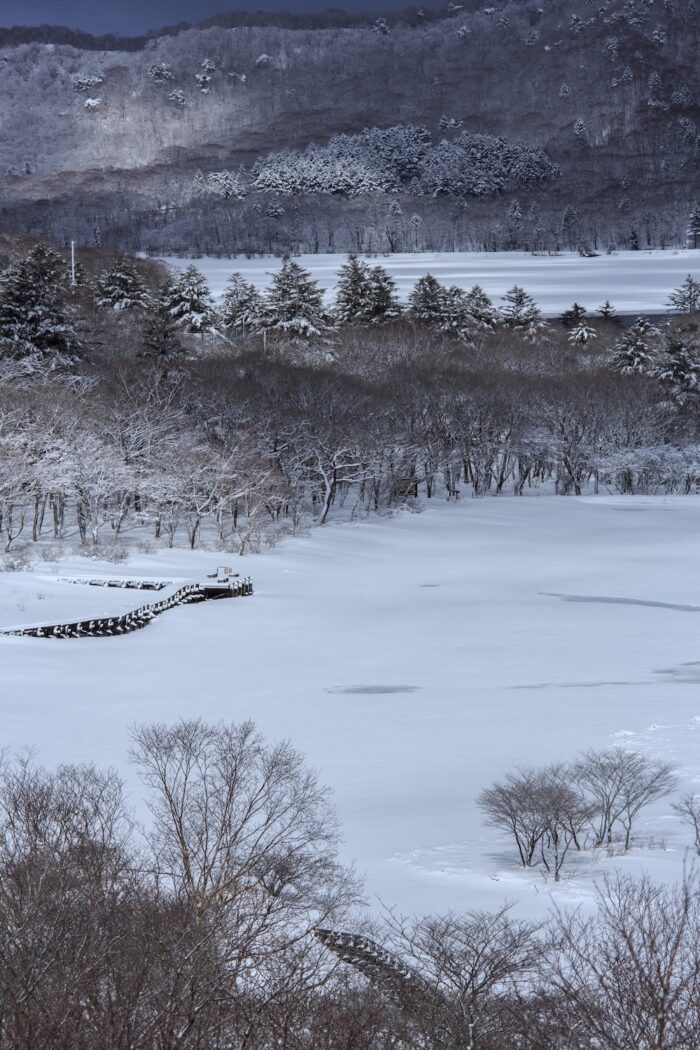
<box><xmin>1</xmin><ymin>0</ymin><xmax>699</xmax><ymax>251</ymax></box>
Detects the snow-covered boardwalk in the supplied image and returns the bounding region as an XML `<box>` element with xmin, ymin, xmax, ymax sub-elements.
<box><xmin>1</xmin><ymin>577</ymin><xmax>253</xmax><ymax>638</ymax></box>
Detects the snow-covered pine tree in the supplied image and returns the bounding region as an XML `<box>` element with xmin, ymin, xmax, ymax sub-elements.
<box><xmin>25</xmin><ymin>243</ymin><xmax>67</xmax><ymax>289</ymax></box>
<box><xmin>0</xmin><ymin>254</ymin><xmax>82</xmax><ymax>366</ymax></box>
<box><xmin>506</xmin><ymin>199</ymin><xmax>523</xmax><ymax>248</ymax></box>
<box><xmin>334</xmin><ymin>254</ymin><xmax>372</xmax><ymax>324</ymax></box>
<box><xmin>433</xmin><ymin>286</ymin><xmax>473</xmax><ymax>341</ymax></box>
<box><xmin>408</xmin><ymin>274</ymin><xmax>446</xmax><ymax>324</ymax></box>
<box><xmin>220</xmin><ymin>273</ymin><xmax>263</xmax><ymax>334</ymax></box>
<box><xmin>164</xmin><ymin>265</ymin><xmax>217</xmax><ymax>334</ymax></box>
<box><xmin>261</xmin><ymin>258</ymin><xmax>332</xmax><ymax>340</ymax></box>
<box><xmin>568</xmin><ymin>321</ymin><xmax>597</xmax><ymax>345</ymax></box>
<box><xmin>141</xmin><ymin>291</ymin><xmax>185</xmax><ymax>365</ymax></box>
<box><xmin>597</xmin><ymin>299</ymin><xmax>617</xmax><ymax>320</ymax></box>
<box><xmin>561</xmin><ymin>205</ymin><xmax>580</xmax><ymax>249</ymax></box>
<box><xmin>560</xmin><ymin>302</ymin><xmax>587</xmax><ymax>327</ymax></box>
<box><xmin>94</xmin><ymin>256</ymin><xmax>151</xmax><ymax>312</ymax></box>
<box><xmin>686</xmin><ymin>204</ymin><xmax>700</xmax><ymax>248</ymax></box>
<box><xmin>464</xmin><ymin>284</ymin><xmax>498</xmax><ymax>329</ymax></box>
<box><xmin>666</xmin><ymin>274</ymin><xmax>700</xmax><ymax>314</ymax></box>
<box><xmin>609</xmin><ymin>317</ymin><xmax>660</xmax><ymax>375</ymax></box>
<box><xmin>500</xmin><ymin>285</ymin><xmax>547</xmax><ymax>339</ymax></box>
<box><xmin>365</xmin><ymin>266</ymin><xmax>402</xmax><ymax>324</ymax></box>
<box><xmin>653</xmin><ymin>324</ymin><xmax>700</xmax><ymax>400</ymax></box>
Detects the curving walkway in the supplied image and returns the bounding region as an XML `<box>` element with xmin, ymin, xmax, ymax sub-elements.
<box><xmin>0</xmin><ymin>578</ymin><xmax>253</xmax><ymax>639</ymax></box>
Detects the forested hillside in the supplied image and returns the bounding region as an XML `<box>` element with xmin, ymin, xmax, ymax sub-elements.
<box><xmin>1</xmin><ymin>0</ymin><xmax>699</xmax><ymax>252</ymax></box>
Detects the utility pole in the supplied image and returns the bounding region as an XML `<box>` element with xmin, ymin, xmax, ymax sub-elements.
<box><xmin>70</xmin><ymin>240</ymin><xmax>76</xmax><ymax>287</ymax></box>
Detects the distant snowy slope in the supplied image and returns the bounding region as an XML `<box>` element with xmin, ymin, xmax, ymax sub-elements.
<box><xmin>161</xmin><ymin>249</ymin><xmax>700</xmax><ymax>317</ymax></box>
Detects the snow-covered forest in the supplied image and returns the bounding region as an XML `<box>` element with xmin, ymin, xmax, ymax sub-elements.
<box><xmin>3</xmin><ymin>0</ymin><xmax>700</xmax><ymax>1042</ymax></box>
<box><xmin>1</xmin><ymin>241</ymin><xmax>700</xmax><ymax>561</ymax></box>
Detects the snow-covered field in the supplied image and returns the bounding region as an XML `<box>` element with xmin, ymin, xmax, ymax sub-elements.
<box><xmin>2</xmin><ymin>496</ymin><xmax>700</xmax><ymax>919</ymax></box>
<box><xmin>161</xmin><ymin>249</ymin><xmax>700</xmax><ymax>317</ymax></box>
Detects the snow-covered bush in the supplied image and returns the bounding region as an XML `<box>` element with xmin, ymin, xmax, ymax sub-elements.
<box><xmin>148</xmin><ymin>63</ymin><xmax>174</xmax><ymax>83</ymax></box>
<box><xmin>193</xmin><ymin>170</ymin><xmax>246</xmax><ymax>200</ymax></box>
<box><xmin>72</xmin><ymin>72</ymin><xmax>103</xmax><ymax>93</ymax></box>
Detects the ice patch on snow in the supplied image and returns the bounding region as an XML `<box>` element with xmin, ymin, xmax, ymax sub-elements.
<box><xmin>543</xmin><ymin>592</ymin><xmax>700</xmax><ymax>613</ymax></box>
<box><xmin>325</xmin><ymin>684</ymin><xmax>420</xmax><ymax>695</ymax></box>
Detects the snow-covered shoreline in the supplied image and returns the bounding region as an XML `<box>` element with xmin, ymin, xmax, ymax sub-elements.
<box><xmin>159</xmin><ymin>248</ymin><xmax>700</xmax><ymax>317</ymax></box>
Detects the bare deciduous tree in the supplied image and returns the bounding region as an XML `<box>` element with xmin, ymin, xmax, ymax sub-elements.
<box><xmin>548</xmin><ymin>872</ymin><xmax>700</xmax><ymax>1050</ymax></box>
<box><xmin>672</xmin><ymin>793</ymin><xmax>700</xmax><ymax>855</ymax></box>
<box><xmin>575</xmin><ymin>748</ymin><xmax>676</xmax><ymax>850</ymax></box>
<box><xmin>382</xmin><ymin>906</ymin><xmax>544</xmax><ymax>1050</ymax></box>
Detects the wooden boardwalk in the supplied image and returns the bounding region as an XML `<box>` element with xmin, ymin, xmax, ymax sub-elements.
<box><xmin>0</xmin><ymin>578</ymin><xmax>253</xmax><ymax>640</ymax></box>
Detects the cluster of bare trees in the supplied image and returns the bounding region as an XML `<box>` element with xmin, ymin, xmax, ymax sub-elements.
<box><xmin>349</xmin><ymin>878</ymin><xmax>700</xmax><ymax>1049</ymax></box>
<box><xmin>0</xmin><ymin>720</ymin><xmax>360</xmax><ymax>1050</ymax></box>
<box><xmin>2</xmin><ymin>723</ymin><xmax>700</xmax><ymax>1049</ymax></box>
<box><xmin>1</xmin><ymin>309</ymin><xmax>699</xmax><ymax>560</ymax></box>
<box><xmin>478</xmin><ymin>748</ymin><xmax>678</xmax><ymax>879</ymax></box>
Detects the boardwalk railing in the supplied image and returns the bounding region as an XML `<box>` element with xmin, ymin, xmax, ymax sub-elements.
<box><xmin>58</xmin><ymin>577</ymin><xmax>170</xmax><ymax>591</ymax></box>
<box><xmin>1</xmin><ymin>578</ymin><xmax>253</xmax><ymax>640</ymax></box>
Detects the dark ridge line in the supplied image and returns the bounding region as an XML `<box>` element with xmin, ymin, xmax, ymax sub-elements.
<box><xmin>0</xmin><ymin>6</ymin><xmax>466</xmax><ymax>51</ymax></box>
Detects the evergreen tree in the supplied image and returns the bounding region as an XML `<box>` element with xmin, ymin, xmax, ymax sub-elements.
<box><xmin>666</xmin><ymin>274</ymin><xmax>700</xmax><ymax>314</ymax></box>
<box><xmin>561</xmin><ymin>205</ymin><xmax>580</xmax><ymax>250</ymax></box>
<box><xmin>654</xmin><ymin>324</ymin><xmax>700</xmax><ymax>399</ymax></box>
<box><xmin>262</xmin><ymin>258</ymin><xmax>332</xmax><ymax>340</ymax></box>
<box><xmin>560</xmin><ymin>302</ymin><xmax>587</xmax><ymax>327</ymax></box>
<box><xmin>686</xmin><ymin>204</ymin><xmax>700</xmax><ymax>248</ymax></box>
<box><xmin>609</xmin><ymin>317</ymin><xmax>660</xmax><ymax>375</ymax></box>
<box><xmin>334</xmin><ymin>255</ymin><xmax>372</xmax><ymax>325</ymax></box>
<box><xmin>164</xmin><ymin>266</ymin><xmax>217</xmax><ymax>334</ymax></box>
<box><xmin>464</xmin><ymin>285</ymin><xmax>497</xmax><ymax>329</ymax></box>
<box><xmin>568</xmin><ymin>321</ymin><xmax>597</xmax><ymax>345</ymax></box>
<box><xmin>220</xmin><ymin>273</ymin><xmax>263</xmax><ymax>334</ymax></box>
<box><xmin>365</xmin><ymin>266</ymin><xmax>402</xmax><ymax>324</ymax></box>
<box><xmin>500</xmin><ymin>285</ymin><xmax>547</xmax><ymax>338</ymax></box>
<box><xmin>436</xmin><ymin>286</ymin><xmax>473</xmax><ymax>340</ymax></box>
<box><xmin>141</xmin><ymin>291</ymin><xmax>185</xmax><ymax>364</ymax></box>
<box><xmin>506</xmin><ymin>199</ymin><xmax>523</xmax><ymax>248</ymax></box>
<box><xmin>0</xmin><ymin>255</ymin><xmax>82</xmax><ymax>366</ymax></box>
<box><xmin>408</xmin><ymin>274</ymin><xmax>446</xmax><ymax>324</ymax></box>
<box><xmin>26</xmin><ymin>243</ymin><xmax>67</xmax><ymax>290</ymax></box>
<box><xmin>597</xmin><ymin>300</ymin><xmax>617</xmax><ymax>320</ymax></box>
<box><xmin>94</xmin><ymin>256</ymin><xmax>151</xmax><ymax>312</ymax></box>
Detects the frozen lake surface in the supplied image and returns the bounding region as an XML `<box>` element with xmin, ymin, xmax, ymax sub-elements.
<box><xmin>161</xmin><ymin>249</ymin><xmax>700</xmax><ymax>317</ymax></box>
<box><xmin>2</xmin><ymin>496</ymin><xmax>700</xmax><ymax>918</ymax></box>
